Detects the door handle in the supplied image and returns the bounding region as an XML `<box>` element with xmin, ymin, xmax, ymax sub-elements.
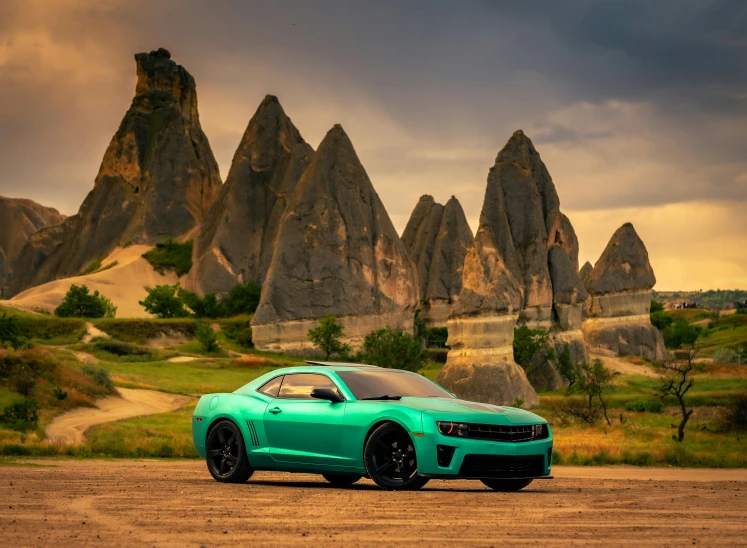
<box><xmin>269</xmin><ymin>407</ymin><xmax>282</xmax><ymax>414</ymax></box>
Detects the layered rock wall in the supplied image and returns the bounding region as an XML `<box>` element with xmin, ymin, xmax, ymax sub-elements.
<box><xmin>401</xmin><ymin>195</ymin><xmax>473</xmax><ymax>326</ymax></box>
<box><xmin>581</xmin><ymin>223</ymin><xmax>666</xmax><ymax>360</ymax></box>
<box><xmin>251</xmin><ymin>125</ymin><xmax>419</xmax><ymax>352</ymax></box>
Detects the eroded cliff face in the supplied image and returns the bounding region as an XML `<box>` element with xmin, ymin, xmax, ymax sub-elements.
<box><xmin>185</xmin><ymin>95</ymin><xmax>313</xmax><ymax>295</ymax></box>
<box><xmin>6</xmin><ymin>48</ymin><xmax>221</xmax><ymax>296</ymax></box>
<box><xmin>251</xmin><ymin>125</ymin><xmax>419</xmax><ymax>353</ymax></box>
<box><xmin>0</xmin><ymin>196</ymin><xmax>66</xmax><ymax>294</ymax></box>
<box><xmin>582</xmin><ymin>223</ymin><xmax>667</xmax><ymax>360</ymax></box>
<box><xmin>401</xmin><ymin>195</ymin><xmax>473</xmax><ymax>326</ymax></box>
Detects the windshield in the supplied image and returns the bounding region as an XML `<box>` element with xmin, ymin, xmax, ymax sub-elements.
<box><xmin>337</xmin><ymin>370</ymin><xmax>454</xmax><ymax>400</ymax></box>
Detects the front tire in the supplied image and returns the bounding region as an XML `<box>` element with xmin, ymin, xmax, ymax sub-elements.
<box><xmin>206</xmin><ymin>420</ymin><xmax>253</xmax><ymax>483</ymax></box>
<box><xmin>364</xmin><ymin>422</ymin><xmax>429</xmax><ymax>491</ymax></box>
<box><xmin>481</xmin><ymin>478</ymin><xmax>533</xmax><ymax>491</ymax></box>
<box><xmin>322</xmin><ymin>473</ymin><xmax>362</xmax><ymax>487</ymax></box>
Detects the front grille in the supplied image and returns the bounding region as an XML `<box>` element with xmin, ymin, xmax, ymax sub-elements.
<box><xmin>459</xmin><ymin>454</ymin><xmax>544</xmax><ymax>479</ymax></box>
<box><xmin>465</xmin><ymin>423</ymin><xmax>547</xmax><ymax>442</ymax></box>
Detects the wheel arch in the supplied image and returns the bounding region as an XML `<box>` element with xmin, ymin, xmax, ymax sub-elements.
<box><xmin>362</xmin><ymin>419</ymin><xmax>408</xmax><ymax>454</ymax></box>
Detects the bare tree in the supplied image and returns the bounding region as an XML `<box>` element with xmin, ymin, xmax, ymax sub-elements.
<box><xmin>558</xmin><ymin>359</ymin><xmax>615</xmax><ymax>426</ymax></box>
<box><xmin>656</xmin><ymin>346</ymin><xmax>697</xmax><ymax>442</ymax></box>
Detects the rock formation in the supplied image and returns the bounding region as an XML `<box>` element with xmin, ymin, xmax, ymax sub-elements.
<box><xmin>185</xmin><ymin>95</ymin><xmax>313</xmax><ymax>295</ymax></box>
<box><xmin>438</xmin><ymin>130</ymin><xmax>593</xmax><ymax>402</ymax></box>
<box><xmin>401</xmin><ymin>195</ymin><xmax>473</xmax><ymax>326</ymax></box>
<box><xmin>579</xmin><ymin>261</ymin><xmax>593</xmax><ymax>286</ymax></box>
<box><xmin>6</xmin><ymin>48</ymin><xmax>221</xmax><ymax>297</ymax></box>
<box><xmin>581</xmin><ymin>223</ymin><xmax>666</xmax><ymax>359</ymax></box>
<box><xmin>251</xmin><ymin>125</ymin><xmax>419</xmax><ymax>352</ymax></box>
<box><xmin>0</xmin><ymin>196</ymin><xmax>65</xmax><ymax>296</ymax></box>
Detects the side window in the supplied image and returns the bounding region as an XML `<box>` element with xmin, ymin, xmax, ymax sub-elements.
<box><xmin>278</xmin><ymin>373</ymin><xmax>341</xmax><ymax>400</ymax></box>
<box><xmin>258</xmin><ymin>376</ymin><xmax>283</xmax><ymax>397</ymax></box>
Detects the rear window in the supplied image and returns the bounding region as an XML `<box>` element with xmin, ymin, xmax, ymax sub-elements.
<box><xmin>257</xmin><ymin>375</ymin><xmax>283</xmax><ymax>397</ymax></box>
<box><xmin>337</xmin><ymin>370</ymin><xmax>452</xmax><ymax>400</ymax></box>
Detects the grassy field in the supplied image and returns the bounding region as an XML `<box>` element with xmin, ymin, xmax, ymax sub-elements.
<box><xmin>0</xmin><ymin>304</ymin><xmax>745</xmax><ymax>465</ymax></box>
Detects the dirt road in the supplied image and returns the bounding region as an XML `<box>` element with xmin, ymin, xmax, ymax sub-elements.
<box><xmin>45</xmin><ymin>389</ymin><xmax>192</xmax><ymax>444</ymax></box>
<box><xmin>1</xmin><ymin>460</ymin><xmax>745</xmax><ymax>547</ymax></box>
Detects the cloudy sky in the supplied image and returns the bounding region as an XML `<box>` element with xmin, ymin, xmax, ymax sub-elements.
<box><xmin>1</xmin><ymin>0</ymin><xmax>745</xmax><ymax>290</ymax></box>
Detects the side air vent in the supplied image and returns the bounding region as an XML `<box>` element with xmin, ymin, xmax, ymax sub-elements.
<box><xmin>245</xmin><ymin>420</ymin><xmax>259</xmax><ymax>447</ymax></box>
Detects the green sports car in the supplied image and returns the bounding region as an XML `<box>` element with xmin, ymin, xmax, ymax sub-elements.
<box><xmin>192</xmin><ymin>362</ymin><xmax>553</xmax><ymax>491</ymax></box>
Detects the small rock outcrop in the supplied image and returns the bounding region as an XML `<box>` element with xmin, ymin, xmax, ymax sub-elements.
<box><xmin>6</xmin><ymin>49</ymin><xmax>221</xmax><ymax>296</ymax></box>
<box><xmin>579</xmin><ymin>261</ymin><xmax>593</xmax><ymax>286</ymax></box>
<box><xmin>581</xmin><ymin>223</ymin><xmax>666</xmax><ymax>359</ymax></box>
<box><xmin>401</xmin><ymin>195</ymin><xmax>473</xmax><ymax>326</ymax></box>
<box><xmin>0</xmin><ymin>196</ymin><xmax>66</xmax><ymax>295</ymax></box>
<box><xmin>185</xmin><ymin>96</ymin><xmax>313</xmax><ymax>294</ymax></box>
<box><xmin>251</xmin><ymin>125</ymin><xmax>419</xmax><ymax>353</ymax></box>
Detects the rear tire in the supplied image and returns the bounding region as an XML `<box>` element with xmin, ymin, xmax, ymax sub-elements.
<box><xmin>481</xmin><ymin>478</ymin><xmax>533</xmax><ymax>491</ymax></box>
<box><xmin>322</xmin><ymin>473</ymin><xmax>362</xmax><ymax>487</ymax></box>
<box><xmin>364</xmin><ymin>422</ymin><xmax>430</xmax><ymax>491</ymax></box>
<box><xmin>205</xmin><ymin>420</ymin><xmax>253</xmax><ymax>483</ymax></box>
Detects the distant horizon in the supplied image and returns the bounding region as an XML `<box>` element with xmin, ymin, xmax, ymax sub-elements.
<box><xmin>1</xmin><ymin>1</ymin><xmax>745</xmax><ymax>290</ymax></box>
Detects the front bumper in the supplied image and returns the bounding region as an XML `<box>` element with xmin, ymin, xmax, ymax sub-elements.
<box><xmin>415</xmin><ymin>425</ymin><xmax>553</xmax><ymax>479</ymax></box>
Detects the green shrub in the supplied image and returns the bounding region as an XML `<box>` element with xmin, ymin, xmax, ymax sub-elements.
<box><xmin>356</xmin><ymin>327</ymin><xmax>427</xmax><ymax>372</ymax></box>
<box><xmin>222</xmin><ymin>281</ymin><xmax>262</xmax><ymax>316</ymax></box>
<box><xmin>195</xmin><ymin>325</ymin><xmax>220</xmax><ymax>353</ymax></box>
<box><xmin>1</xmin><ymin>398</ymin><xmax>40</xmax><ymax>431</ymax></box>
<box><xmin>54</xmin><ymin>284</ymin><xmax>117</xmax><ymax>318</ymax></box>
<box><xmin>0</xmin><ymin>313</ymin><xmax>22</xmax><ymax>349</ymax></box>
<box><xmin>513</xmin><ymin>325</ymin><xmax>554</xmax><ymax>372</ymax></box>
<box><xmin>15</xmin><ymin>375</ymin><xmax>35</xmax><ymax>396</ymax></box>
<box><xmin>650</xmin><ymin>300</ymin><xmax>664</xmax><ymax>313</ymax></box>
<box><xmin>624</xmin><ymin>399</ymin><xmax>664</xmax><ymax>413</ymax></box>
<box><xmin>79</xmin><ymin>256</ymin><xmax>104</xmax><ymax>276</ymax></box>
<box><xmin>15</xmin><ymin>315</ymin><xmax>86</xmax><ymax>343</ymax></box>
<box><xmin>82</xmin><ymin>365</ymin><xmax>113</xmax><ymax>390</ymax></box>
<box><xmin>0</xmin><ymin>348</ymin><xmax>58</xmax><ymax>381</ymax></box>
<box><xmin>139</xmin><ymin>283</ymin><xmax>190</xmax><ymax>318</ymax></box>
<box><xmin>425</xmin><ymin>327</ymin><xmax>448</xmax><ymax>348</ymax></box>
<box><xmin>89</xmin><ymin>338</ymin><xmax>156</xmax><ymax>361</ymax></box>
<box><xmin>307</xmin><ymin>316</ymin><xmax>350</xmax><ymax>360</ymax></box>
<box><xmin>178</xmin><ymin>289</ymin><xmax>226</xmax><ymax>318</ymax></box>
<box><xmin>142</xmin><ymin>239</ymin><xmax>193</xmax><ymax>276</ymax></box>
<box><xmin>221</xmin><ymin>318</ymin><xmax>253</xmax><ymax>349</ymax></box>
<box><xmin>53</xmin><ymin>387</ymin><xmax>68</xmax><ymax>401</ymax></box>
<box><xmin>662</xmin><ymin>319</ymin><xmax>702</xmax><ymax>349</ymax></box>
<box><xmin>651</xmin><ymin>310</ymin><xmax>674</xmax><ymax>331</ymax></box>
<box><xmin>722</xmin><ymin>394</ymin><xmax>747</xmax><ymax>430</ymax></box>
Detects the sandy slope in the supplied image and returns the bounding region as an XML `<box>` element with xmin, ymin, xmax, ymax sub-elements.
<box><xmin>593</xmin><ymin>353</ymin><xmax>658</xmax><ymax>377</ymax></box>
<box><xmin>4</xmin><ymin>245</ymin><xmax>177</xmax><ymax>317</ymax></box>
<box><xmin>45</xmin><ymin>388</ymin><xmax>192</xmax><ymax>445</ymax></box>
<box><xmin>1</xmin><ymin>461</ymin><xmax>745</xmax><ymax>547</ymax></box>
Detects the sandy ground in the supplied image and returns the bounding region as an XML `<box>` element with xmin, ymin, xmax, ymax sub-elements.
<box><xmin>592</xmin><ymin>354</ymin><xmax>658</xmax><ymax>377</ymax></box>
<box><xmin>45</xmin><ymin>389</ymin><xmax>192</xmax><ymax>445</ymax></box>
<box><xmin>0</xmin><ymin>461</ymin><xmax>745</xmax><ymax>547</ymax></box>
<box><xmin>4</xmin><ymin>245</ymin><xmax>177</xmax><ymax>317</ymax></box>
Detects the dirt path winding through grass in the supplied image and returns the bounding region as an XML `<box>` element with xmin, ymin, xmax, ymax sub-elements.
<box><xmin>45</xmin><ymin>388</ymin><xmax>192</xmax><ymax>445</ymax></box>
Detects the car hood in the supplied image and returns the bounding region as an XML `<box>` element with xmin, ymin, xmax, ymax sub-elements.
<box><xmin>396</xmin><ymin>397</ymin><xmax>546</xmax><ymax>425</ymax></box>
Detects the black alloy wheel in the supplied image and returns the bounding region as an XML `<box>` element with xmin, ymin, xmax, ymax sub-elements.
<box><xmin>481</xmin><ymin>478</ymin><xmax>534</xmax><ymax>491</ymax></box>
<box><xmin>322</xmin><ymin>473</ymin><xmax>363</xmax><ymax>487</ymax></box>
<box><xmin>364</xmin><ymin>422</ymin><xmax>429</xmax><ymax>491</ymax></box>
<box><xmin>206</xmin><ymin>420</ymin><xmax>253</xmax><ymax>483</ymax></box>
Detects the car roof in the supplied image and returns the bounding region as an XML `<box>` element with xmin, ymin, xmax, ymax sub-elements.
<box><xmin>305</xmin><ymin>361</ymin><xmax>379</xmax><ymax>370</ymax></box>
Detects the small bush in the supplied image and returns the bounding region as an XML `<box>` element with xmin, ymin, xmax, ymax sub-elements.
<box><xmin>711</xmin><ymin>348</ymin><xmax>742</xmax><ymax>365</ymax></box>
<box><xmin>142</xmin><ymin>239</ymin><xmax>193</xmax><ymax>276</ymax></box>
<box><xmin>94</xmin><ymin>318</ymin><xmax>196</xmax><ymax>343</ymax></box>
<box><xmin>425</xmin><ymin>327</ymin><xmax>448</xmax><ymax>348</ymax></box>
<box><xmin>195</xmin><ymin>325</ymin><xmax>220</xmax><ymax>353</ymax></box>
<box><xmin>513</xmin><ymin>325</ymin><xmax>554</xmax><ymax>373</ymax></box>
<box><xmin>221</xmin><ymin>319</ymin><xmax>253</xmax><ymax>349</ymax></box>
<box><xmin>0</xmin><ymin>348</ymin><xmax>58</xmax><ymax>381</ymax></box>
<box><xmin>624</xmin><ymin>399</ymin><xmax>663</xmax><ymax>413</ymax></box>
<box><xmin>307</xmin><ymin>316</ymin><xmax>350</xmax><ymax>360</ymax></box>
<box><xmin>722</xmin><ymin>394</ymin><xmax>747</xmax><ymax>430</ymax></box>
<box><xmin>662</xmin><ymin>319</ymin><xmax>701</xmax><ymax>349</ymax></box>
<box><xmin>0</xmin><ymin>313</ymin><xmax>23</xmax><ymax>349</ymax></box>
<box><xmin>139</xmin><ymin>283</ymin><xmax>190</xmax><ymax>318</ymax></box>
<box><xmin>54</xmin><ymin>284</ymin><xmax>117</xmax><ymax>318</ymax></box>
<box><xmin>651</xmin><ymin>310</ymin><xmax>674</xmax><ymax>331</ymax></box>
<box><xmin>1</xmin><ymin>398</ymin><xmax>40</xmax><ymax>431</ymax></box>
<box><xmin>178</xmin><ymin>289</ymin><xmax>226</xmax><ymax>318</ymax></box>
<box><xmin>82</xmin><ymin>365</ymin><xmax>114</xmax><ymax>390</ymax></box>
<box><xmin>650</xmin><ymin>300</ymin><xmax>664</xmax><ymax>313</ymax></box>
<box><xmin>90</xmin><ymin>338</ymin><xmax>155</xmax><ymax>360</ymax></box>
<box><xmin>15</xmin><ymin>375</ymin><xmax>35</xmax><ymax>396</ymax></box>
<box><xmin>222</xmin><ymin>281</ymin><xmax>262</xmax><ymax>316</ymax></box>
<box><xmin>356</xmin><ymin>327</ymin><xmax>427</xmax><ymax>372</ymax></box>
<box><xmin>53</xmin><ymin>387</ymin><xmax>68</xmax><ymax>401</ymax></box>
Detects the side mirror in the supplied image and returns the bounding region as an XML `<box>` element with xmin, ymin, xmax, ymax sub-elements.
<box><xmin>310</xmin><ymin>388</ymin><xmax>344</xmax><ymax>403</ymax></box>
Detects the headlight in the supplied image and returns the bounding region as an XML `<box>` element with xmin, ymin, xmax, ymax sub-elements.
<box><xmin>437</xmin><ymin>421</ymin><xmax>469</xmax><ymax>437</ymax></box>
